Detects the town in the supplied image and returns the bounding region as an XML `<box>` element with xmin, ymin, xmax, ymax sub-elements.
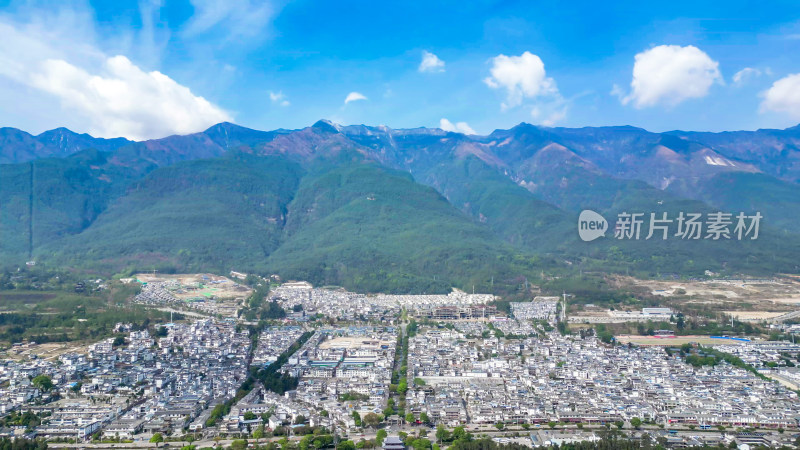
<box><xmin>2</xmin><ymin>279</ymin><xmax>800</xmax><ymax>450</ymax></box>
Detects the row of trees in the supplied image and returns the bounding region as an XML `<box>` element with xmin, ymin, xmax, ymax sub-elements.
<box><xmin>0</xmin><ymin>438</ymin><xmax>47</xmax><ymax>450</ymax></box>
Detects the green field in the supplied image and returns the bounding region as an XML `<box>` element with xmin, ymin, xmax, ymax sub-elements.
<box><xmin>0</xmin><ymin>282</ymin><xmax>175</xmax><ymax>344</ymax></box>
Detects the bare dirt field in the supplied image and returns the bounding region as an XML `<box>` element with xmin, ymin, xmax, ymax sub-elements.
<box><xmin>616</xmin><ymin>335</ymin><xmax>749</xmax><ymax>346</ymax></box>
<box><xmin>723</xmin><ymin>311</ymin><xmax>785</xmax><ymax>320</ymax></box>
<box><xmin>611</xmin><ymin>275</ymin><xmax>800</xmax><ymax>313</ymax></box>
<box><xmin>319</xmin><ymin>336</ymin><xmax>395</xmax><ymax>350</ymax></box>
<box><xmin>133</xmin><ymin>273</ymin><xmax>252</xmax><ymax>300</ymax></box>
<box><xmin>1</xmin><ymin>341</ymin><xmax>94</xmax><ymax>361</ymax></box>
<box><xmin>131</xmin><ymin>273</ymin><xmax>251</xmax><ymax>318</ymax></box>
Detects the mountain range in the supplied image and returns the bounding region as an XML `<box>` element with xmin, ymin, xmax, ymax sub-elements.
<box><xmin>2</xmin><ymin>120</ymin><xmax>799</xmax><ymax>293</ymax></box>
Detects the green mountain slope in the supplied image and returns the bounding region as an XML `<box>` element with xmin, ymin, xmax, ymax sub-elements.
<box><xmin>0</xmin><ymin>149</ymin><xmax>154</xmax><ymax>260</ymax></box>
<box><xmin>266</xmin><ymin>163</ymin><xmax>544</xmax><ymax>293</ymax></box>
<box><xmin>410</xmin><ymin>155</ymin><xmax>575</xmax><ymax>252</ymax></box>
<box><xmin>37</xmin><ymin>153</ymin><xmax>304</xmax><ymax>273</ymax></box>
<box><xmin>682</xmin><ymin>172</ymin><xmax>800</xmax><ymax>234</ymax></box>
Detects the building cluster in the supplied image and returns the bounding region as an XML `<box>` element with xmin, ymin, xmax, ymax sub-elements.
<box><xmin>570</xmin><ymin>307</ymin><xmax>674</xmax><ymax>324</ymax></box>
<box><xmin>510</xmin><ymin>297</ymin><xmax>559</xmax><ymax>321</ymax></box>
<box><xmin>488</xmin><ymin>318</ymin><xmax>542</xmax><ymax>337</ymax></box>
<box><xmin>278</xmin><ymin>327</ymin><xmax>397</xmax><ymax>429</ymax></box>
<box><xmin>715</xmin><ymin>341</ymin><xmax>800</xmax><ymax>368</ymax></box>
<box><xmin>270</xmin><ymin>283</ymin><xmax>498</xmax><ymax>323</ymax></box>
<box><xmin>133</xmin><ymin>280</ymin><xmax>242</xmax><ymax>318</ymax></box>
<box><xmin>270</xmin><ymin>283</ymin><xmax>400</xmax><ymax>322</ymax></box>
<box><xmin>404</xmin><ymin>323</ymin><xmax>800</xmax><ymax>429</ymax></box>
<box><xmin>715</xmin><ymin>341</ymin><xmax>800</xmax><ymax>390</ymax></box>
<box><xmin>453</xmin><ymin>321</ymin><xmax>489</xmax><ymax>336</ymax></box>
<box><xmin>423</xmin><ymin>304</ymin><xmax>498</xmax><ymax>321</ymax></box>
<box><xmin>220</xmin><ymin>385</ymin><xmax>332</xmax><ymax>434</ymax></box>
<box><xmin>376</xmin><ymin>291</ymin><xmax>496</xmax><ymax>318</ymax></box>
<box><xmin>0</xmin><ymin>319</ymin><xmax>250</xmax><ymax>440</ymax></box>
<box><xmin>4</xmin><ymin>278</ymin><xmax>800</xmax><ymax>447</ymax></box>
<box><xmin>251</xmin><ymin>326</ymin><xmax>306</xmax><ymax>367</ymax></box>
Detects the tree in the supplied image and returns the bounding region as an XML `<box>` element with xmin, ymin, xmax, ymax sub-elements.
<box><xmin>420</xmin><ymin>412</ymin><xmax>430</xmax><ymax>425</ymax></box>
<box><xmin>352</xmin><ymin>411</ymin><xmax>362</xmax><ymax>427</ymax></box>
<box><xmin>363</xmin><ymin>413</ymin><xmax>382</xmax><ymax>428</ymax></box>
<box><xmin>253</xmin><ymin>426</ymin><xmax>264</xmax><ymax>443</ymax></box>
<box><xmin>294</xmin><ymin>415</ymin><xmax>307</xmax><ymax>425</ymax></box>
<box><xmin>32</xmin><ymin>375</ymin><xmax>53</xmax><ymax>391</ymax></box>
<box><xmin>150</xmin><ymin>433</ymin><xmax>164</xmax><ymax>447</ymax></box>
<box><xmin>435</xmin><ymin>425</ymin><xmax>450</xmax><ymax>444</ymax></box>
<box><xmin>376</xmin><ymin>430</ymin><xmax>388</xmax><ymax>447</ymax></box>
<box><xmin>614</xmin><ymin>421</ymin><xmax>624</xmax><ymax>429</ymax></box>
<box><xmin>231</xmin><ymin>439</ymin><xmax>248</xmax><ymax>450</ymax></box>
<box><xmin>405</xmin><ymin>413</ymin><xmax>415</xmax><ymax>424</ymax></box>
<box><xmin>494</xmin><ymin>423</ymin><xmax>504</xmax><ymax>430</ymax></box>
<box><xmin>410</xmin><ymin>438</ymin><xmax>431</xmax><ymax>450</ymax></box>
<box><xmin>630</xmin><ymin>417</ymin><xmax>642</xmax><ymax>429</ymax></box>
<box><xmin>337</xmin><ymin>440</ymin><xmax>356</xmax><ymax>450</ymax></box>
<box><xmin>244</xmin><ymin>412</ymin><xmax>257</xmax><ymax>421</ymax></box>
<box><xmin>397</xmin><ymin>379</ymin><xmax>408</xmax><ymax>395</ymax></box>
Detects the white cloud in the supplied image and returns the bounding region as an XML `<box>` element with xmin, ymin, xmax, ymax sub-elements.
<box><xmin>269</xmin><ymin>90</ymin><xmax>290</xmax><ymax>107</ymax></box>
<box><xmin>26</xmin><ymin>56</ymin><xmax>231</xmax><ymax>140</ymax></box>
<box><xmin>419</xmin><ymin>51</ymin><xmax>445</xmax><ymax>73</ymax></box>
<box><xmin>760</xmin><ymin>73</ymin><xmax>800</xmax><ymax>121</ymax></box>
<box><xmin>344</xmin><ymin>92</ymin><xmax>368</xmax><ymax>105</ymax></box>
<box><xmin>484</xmin><ymin>51</ymin><xmax>558</xmax><ymax>110</ymax></box>
<box><xmin>532</xmin><ymin>106</ymin><xmax>567</xmax><ymax>127</ymax></box>
<box><xmin>620</xmin><ymin>45</ymin><xmax>722</xmax><ymax>108</ymax></box>
<box><xmin>610</xmin><ymin>84</ymin><xmax>625</xmax><ymax>101</ymax></box>
<box><xmin>0</xmin><ymin>7</ymin><xmax>232</xmax><ymax>139</ymax></box>
<box><xmin>439</xmin><ymin>118</ymin><xmax>476</xmax><ymax>135</ymax></box>
<box><xmin>732</xmin><ymin>67</ymin><xmax>762</xmax><ymax>86</ymax></box>
<box><xmin>182</xmin><ymin>0</ymin><xmax>277</xmax><ymax>40</ymax></box>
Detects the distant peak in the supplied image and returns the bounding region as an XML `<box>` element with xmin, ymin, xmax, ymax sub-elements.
<box><xmin>37</xmin><ymin>127</ymin><xmax>80</xmax><ymax>137</ymax></box>
<box><xmin>500</xmin><ymin>122</ymin><xmax>549</xmax><ymax>135</ymax></box>
<box><xmin>311</xmin><ymin>119</ymin><xmax>342</xmax><ymax>133</ymax></box>
<box><xmin>204</xmin><ymin>121</ymin><xmax>254</xmax><ymax>133</ymax></box>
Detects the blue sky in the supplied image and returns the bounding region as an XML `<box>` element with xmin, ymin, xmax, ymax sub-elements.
<box><xmin>0</xmin><ymin>0</ymin><xmax>799</xmax><ymax>139</ymax></box>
